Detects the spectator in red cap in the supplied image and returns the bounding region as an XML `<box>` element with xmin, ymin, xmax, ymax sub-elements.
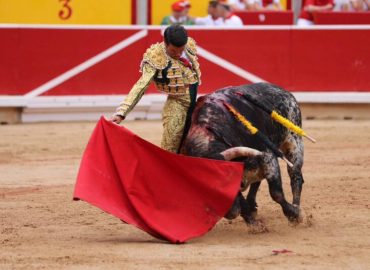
<box><xmin>161</xmin><ymin>0</ymin><xmax>194</xmax><ymax>25</ymax></box>
<box><xmin>180</xmin><ymin>0</ymin><xmax>193</xmax><ymax>23</ymax></box>
<box><xmin>181</xmin><ymin>0</ymin><xmax>192</xmax><ymax>8</ymax></box>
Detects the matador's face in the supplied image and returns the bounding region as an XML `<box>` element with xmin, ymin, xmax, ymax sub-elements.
<box><xmin>165</xmin><ymin>43</ymin><xmax>186</xmax><ymax>60</ymax></box>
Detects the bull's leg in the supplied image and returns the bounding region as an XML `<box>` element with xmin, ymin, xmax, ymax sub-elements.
<box><xmin>264</xmin><ymin>154</ymin><xmax>300</xmax><ymax>221</ymax></box>
<box><xmin>288</xmin><ymin>164</ymin><xmax>304</xmax><ymax>206</ymax></box>
<box><xmin>195</xmin><ymin>151</ymin><xmax>243</xmax><ymax>220</ymax></box>
<box><xmin>224</xmin><ymin>192</ymin><xmax>242</xmax><ymax>220</ymax></box>
<box><xmin>282</xmin><ymin>135</ymin><xmax>305</xmax><ymax>206</ymax></box>
<box><xmin>240</xmin><ymin>182</ymin><xmax>261</xmax><ymax>224</ymax></box>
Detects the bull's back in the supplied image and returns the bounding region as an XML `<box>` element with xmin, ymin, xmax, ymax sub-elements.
<box><xmin>219</xmin><ymin>83</ymin><xmax>300</xmax><ymax>122</ymax></box>
<box><xmin>185</xmin><ymin>83</ymin><xmax>301</xmax><ymax>154</ymax></box>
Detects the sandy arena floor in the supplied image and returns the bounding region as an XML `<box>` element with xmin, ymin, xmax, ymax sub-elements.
<box><xmin>1</xmin><ymin>119</ymin><xmax>370</xmax><ymax>269</ymax></box>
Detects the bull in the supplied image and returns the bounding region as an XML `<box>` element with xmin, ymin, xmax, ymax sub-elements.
<box><xmin>181</xmin><ymin>83</ymin><xmax>305</xmax><ymax>224</ymax></box>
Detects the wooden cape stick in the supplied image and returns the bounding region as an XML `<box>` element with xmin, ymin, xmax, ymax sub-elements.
<box><xmin>236</xmin><ymin>92</ymin><xmax>317</xmax><ymax>143</ymax></box>
<box><xmin>223</xmin><ymin>102</ymin><xmax>293</xmax><ymax>168</ymax></box>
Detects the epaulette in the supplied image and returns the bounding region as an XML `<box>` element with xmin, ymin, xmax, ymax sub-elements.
<box><xmin>186</xmin><ymin>37</ymin><xmax>197</xmax><ymax>56</ymax></box>
<box><xmin>142</xmin><ymin>42</ymin><xmax>169</xmax><ymax>70</ymax></box>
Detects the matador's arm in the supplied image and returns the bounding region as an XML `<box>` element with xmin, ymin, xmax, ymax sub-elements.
<box><xmin>115</xmin><ymin>63</ymin><xmax>156</xmax><ymax>118</ymax></box>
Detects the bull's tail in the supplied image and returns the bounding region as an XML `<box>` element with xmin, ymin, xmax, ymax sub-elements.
<box><xmin>220</xmin><ymin>147</ymin><xmax>262</xmax><ymax>161</ymax></box>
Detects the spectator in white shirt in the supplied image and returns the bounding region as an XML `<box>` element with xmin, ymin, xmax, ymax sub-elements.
<box><xmin>228</xmin><ymin>0</ymin><xmax>248</xmax><ymax>11</ymax></box>
<box><xmin>194</xmin><ymin>0</ymin><xmax>224</xmax><ymax>26</ymax></box>
<box><xmin>334</xmin><ymin>0</ymin><xmax>369</xmax><ymax>10</ymax></box>
<box><xmin>247</xmin><ymin>0</ymin><xmax>283</xmax><ymax>10</ymax></box>
<box><xmin>217</xmin><ymin>0</ymin><xmax>244</xmax><ymax>26</ymax></box>
<box><xmin>364</xmin><ymin>0</ymin><xmax>370</xmax><ymax>9</ymax></box>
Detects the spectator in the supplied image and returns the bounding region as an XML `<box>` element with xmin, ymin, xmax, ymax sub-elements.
<box><xmin>297</xmin><ymin>0</ymin><xmax>334</xmax><ymax>26</ymax></box>
<box><xmin>228</xmin><ymin>0</ymin><xmax>248</xmax><ymax>11</ymax></box>
<box><xmin>161</xmin><ymin>0</ymin><xmax>194</xmax><ymax>25</ymax></box>
<box><xmin>334</xmin><ymin>0</ymin><xmax>368</xmax><ymax>10</ymax></box>
<box><xmin>217</xmin><ymin>0</ymin><xmax>244</xmax><ymax>26</ymax></box>
<box><xmin>194</xmin><ymin>0</ymin><xmax>224</xmax><ymax>26</ymax></box>
<box><xmin>364</xmin><ymin>0</ymin><xmax>370</xmax><ymax>9</ymax></box>
<box><xmin>181</xmin><ymin>0</ymin><xmax>194</xmax><ymax>22</ymax></box>
<box><xmin>353</xmin><ymin>0</ymin><xmax>369</xmax><ymax>10</ymax></box>
<box><xmin>246</xmin><ymin>0</ymin><xmax>283</xmax><ymax>10</ymax></box>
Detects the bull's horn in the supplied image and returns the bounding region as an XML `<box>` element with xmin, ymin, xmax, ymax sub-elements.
<box><xmin>220</xmin><ymin>147</ymin><xmax>262</xmax><ymax>161</ymax></box>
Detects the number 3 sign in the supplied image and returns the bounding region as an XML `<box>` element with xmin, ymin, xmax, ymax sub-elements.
<box><xmin>59</xmin><ymin>0</ymin><xmax>72</xmax><ymax>20</ymax></box>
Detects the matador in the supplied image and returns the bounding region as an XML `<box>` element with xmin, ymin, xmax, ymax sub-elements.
<box><xmin>111</xmin><ymin>24</ymin><xmax>201</xmax><ymax>153</ymax></box>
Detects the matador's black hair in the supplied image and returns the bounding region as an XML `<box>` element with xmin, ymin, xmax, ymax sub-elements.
<box><xmin>209</xmin><ymin>0</ymin><xmax>219</xmax><ymax>8</ymax></box>
<box><xmin>164</xmin><ymin>24</ymin><xmax>188</xmax><ymax>47</ymax></box>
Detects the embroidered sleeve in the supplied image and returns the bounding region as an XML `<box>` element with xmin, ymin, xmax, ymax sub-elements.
<box><xmin>115</xmin><ymin>64</ymin><xmax>156</xmax><ymax>117</ymax></box>
<box><xmin>186</xmin><ymin>37</ymin><xmax>197</xmax><ymax>56</ymax></box>
<box><xmin>186</xmin><ymin>37</ymin><xmax>201</xmax><ymax>85</ymax></box>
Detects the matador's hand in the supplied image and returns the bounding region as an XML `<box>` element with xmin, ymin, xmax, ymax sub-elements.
<box><xmin>111</xmin><ymin>115</ymin><xmax>125</xmax><ymax>124</ymax></box>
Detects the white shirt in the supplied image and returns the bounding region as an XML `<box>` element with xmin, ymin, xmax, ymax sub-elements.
<box><xmin>333</xmin><ymin>0</ymin><xmax>368</xmax><ymax>11</ymax></box>
<box><xmin>228</xmin><ymin>0</ymin><xmax>247</xmax><ymax>10</ymax></box>
<box><xmin>195</xmin><ymin>15</ymin><xmax>224</xmax><ymax>26</ymax></box>
<box><xmin>247</xmin><ymin>0</ymin><xmax>280</xmax><ymax>5</ymax></box>
<box><xmin>334</xmin><ymin>0</ymin><xmax>349</xmax><ymax>10</ymax></box>
<box><xmin>224</xmin><ymin>14</ymin><xmax>244</xmax><ymax>26</ymax></box>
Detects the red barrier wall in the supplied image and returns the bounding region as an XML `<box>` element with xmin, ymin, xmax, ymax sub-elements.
<box><xmin>314</xmin><ymin>11</ymin><xmax>370</xmax><ymax>25</ymax></box>
<box><xmin>234</xmin><ymin>11</ymin><xmax>294</xmax><ymax>25</ymax></box>
<box><xmin>0</xmin><ymin>26</ymin><xmax>369</xmax><ymax>96</ymax></box>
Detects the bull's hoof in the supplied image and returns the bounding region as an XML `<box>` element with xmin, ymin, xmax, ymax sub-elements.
<box><xmin>288</xmin><ymin>207</ymin><xmax>314</xmax><ymax>227</ymax></box>
<box><xmin>241</xmin><ymin>210</ymin><xmax>258</xmax><ymax>224</ymax></box>
<box><xmin>247</xmin><ymin>219</ymin><xmax>269</xmax><ymax>234</ymax></box>
<box><xmin>224</xmin><ymin>204</ymin><xmax>241</xmax><ymax>220</ymax></box>
<box><xmin>224</xmin><ymin>209</ymin><xmax>240</xmax><ymax>220</ymax></box>
<box><xmin>224</xmin><ymin>194</ymin><xmax>242</xmax><ymax>220</ymax></box>
<box><xmin>240</xmin><ymin>200</ymin><xmax>258</xmax><ymax>224</ymax></box>
<box><xmin>287</xmin><ymin>204</ymin><xmax>303</xmax><ymax>225</ymax></box>
<box><xmin>283</xmin><ymin>203</ymin><xmax>301</xmax><ymax>223</ymax></box>
<box><xmin>288</xmin><ymin>216</ymin><xmax>302</xmax><ymax>226</ymax></box>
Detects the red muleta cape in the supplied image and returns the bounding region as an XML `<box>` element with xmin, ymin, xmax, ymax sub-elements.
<box><xmin>74</xmin><ymin>117</ymin><xmax>244</xmax><ymax>243</ymax></box>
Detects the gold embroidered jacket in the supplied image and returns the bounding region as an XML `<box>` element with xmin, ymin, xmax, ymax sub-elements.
<box><xmin>115</xmin><ymin>38</ymin><xmax>201</xmax><ymax>117</ymax></box>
